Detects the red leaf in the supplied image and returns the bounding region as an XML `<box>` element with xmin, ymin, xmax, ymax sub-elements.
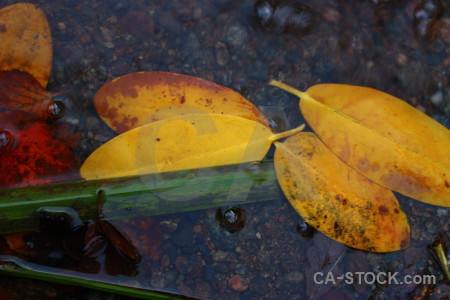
<box><xmin>0</xmin><ymin>110</ymin><xmax>79</xmax><ymax>188</ymax></box>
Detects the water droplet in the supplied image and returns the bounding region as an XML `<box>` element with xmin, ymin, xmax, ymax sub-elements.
<box><xmin>216</xmin><ymin>206</ymin><xmax>246</xmax><ymax>233</ymax></box>
<box><xmin>296</xmin><ymin>221</ymin><xmax>314</xmax><ymax>238</ymax></box>
<box><xmin>0</xmin><ymin>130</ymin><xmax>14</xmax><ymax>151</ymax></box>
<box><xmin>47</xmin><ymin>100</ymin><xmax>66</xmax><ymax>120</ymax></box>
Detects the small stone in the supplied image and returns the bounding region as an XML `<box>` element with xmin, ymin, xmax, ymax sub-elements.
<box><xmin>100</xmin><ymin>26</ymin><xmax>114</xmax><ymax>42</ymax></box>
<box><xmin>57</xmin><ymin>22</ymin><xmax>66</xmax><ymax>31</ymax></box>
<box><xmin>215</xmin><ymin>43</ymin><xmax>229</xmax><ymax>66</ymax></box>
<box><xmin>430</xmin><ymin>90</ymin><xmax>443</xmax><ymax>106</ymax></box>
<box><xmin>226</xmin><ymin>26</ymin><xmax>248</xmax><ymax>47</ymax></box>
<box><xmin>228</xmin><ymin>274</ymin><xmax>249</xmax><ymax>291</ymax></box>
<box><xmin>160</xmin><ymin>220</ymin><xmax>178</xmax><ymax>233</ymax></box>
<box><xmin>193</xmin><ymin>223</ymin><xmax>202</xmax><ymax>234</ymax></box>
<box><xmin>256</xmin><ymin>232</ymin><xmax>262</xmax><ymax>239</ymax></box>
<box><xmin>193</xmin><ymin>8</ymin><xmax>203</xmax><ymax>20</ymax></box>
<box><xmin>285</xmin><ymin>271</ymin><xmax>304</xmax><ymax>283</ymax></box>
<box><xmin>175</xmin><ymin>255</ymin><xmax>193</xmax><ymax>274</ymax></box>
<box><xmin>396</xmin><ymin>53</ymin><xmax>408</xmax><ymax>65</ymax></box>
<box><xmin>436</xmin><ymin>208</ymin><xmax>448</xmax><ymax>217</ymax></box>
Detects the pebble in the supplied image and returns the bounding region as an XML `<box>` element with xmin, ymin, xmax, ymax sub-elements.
<box><xmin>215</xmin><ymin>43</ymin><xmax>230</xmax><ymax>66</ymax></box>
<box><xmin>228</xmin><ymin>274</ymin><xmax>249</xmax><ymax>291</ymax></box>
<box><xmin>430</xmin><ymin>90</ymin><xmax>443</xmax><ymax>106</ymax></box>
<box><xmin>175</xmin><ymin>255</ymin><xmax>193</xmax><ymax>274</ymax></box>
<box><xmin>226</xmin><ymin>26</ymin><xmax>249</xmax><ymax>47</ymax></box>
<box><xmin>159</xmin><ymin>220</ymin><xmax>178</xmax><ymax>233</ymax></box>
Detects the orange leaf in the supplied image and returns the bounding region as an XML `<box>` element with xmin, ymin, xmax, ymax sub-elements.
<box><xmin>0</xmin><ymin>3</ymin><xmax>52</xmax><ymax>88</ymax></box>
<box><xmin>270</xmin><ymin>81</ymin><xmax>450</xmax><ymax>207</ymax></box>
<box><xmin>94</xmin><ymin>72</ymin><xmax>269</xmax><ymax>133</ymax></box>
<box><xmin>275</xmin><ymin>132</ymin><xmax>410</xmax><ymax>252</ymax></box>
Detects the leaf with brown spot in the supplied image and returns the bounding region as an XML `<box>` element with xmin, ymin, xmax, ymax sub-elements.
<box><xmin>270</xmin><ymin>81</ymin><xmax>450</xmax><ymax>207</ymax></box>
<box><xmin>0</xmin><ymin>3</ymin><xmax>52</xmax><ymax>88</ymax></box>
<box><xmin>94</xmin><ymin>72</ymin><xmax>270</xmax><ymax>133</ymax></box>
<box><xmin>274</xmin><ymin>132</ymin><xmax>410</xmax><ymax>252</ymax></box>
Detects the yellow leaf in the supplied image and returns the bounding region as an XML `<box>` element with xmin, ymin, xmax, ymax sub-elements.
<box><xmin>270</xmin><ymin>80</ymin><xmax>450</xmax><ymax>207</ymax></box>
<box><xmin>0</xmin><ymin>3</ymin><xmax>52</xmax><ymax>88</ymax></box>
<box><xmin>274</xmin><ymin>132</ymin><xmax>410</xmax><ymax>252</ymax></box>
<box><xmin>94</xmin><ymin>71</ymin><xmax>270</xmax><ymax>133</ymax></box>
<box><xmin>81</xmin><ymin>114</ymin><xmax>303</xmax><ymax>180</ymax></box>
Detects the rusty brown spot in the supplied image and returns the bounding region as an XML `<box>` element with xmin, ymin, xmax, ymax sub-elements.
<box><xmin>130</xmin><ymin>117</ymin><xmax>138</xmax><ymax>127</ymax></box>
<box><xmin>107</xmin><ymin>107</ymin><xmax>118</xmax><ymax>119</ymax></box>
<box><xmin>378</xmin><ymin>205</ymin><xmax>389</xmax><ymax>216</ymax></box>
<box><xmin>0</xmin><ymin>24</ymin><xmax>6</xmax><ymax>32</ymax></box>
<box><xmin>180</xmin><ymin>95</ymin><xmax>185</xmax><ymax>104</ymax></box>
<box><xmin>381</xmin><ymin>170</ymin><xmax>427</xmax><ymax>196</ymax></box>
<box><xmin>445</xmin><ymin>181</ymin><xmax>450</xmax><ymax>188</ymax></box>
<box><xmin>394</xmin><ymin>208</ymin><xmax>399</xmax><ymax>214</ymax></box>
<box><xmin>357</xmin><ymin>157</ymin><xmax>379</xmax><ymax>173</ymax></box>
<box><xmin>339</xmin><ymin>139</ymin><xmax>351</xmax><ymax>162</ymax></box>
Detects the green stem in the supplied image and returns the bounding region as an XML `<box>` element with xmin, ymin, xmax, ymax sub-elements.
<box><xmin>0</xmin><ymin>161</ymin><xmax>281</xmax><ymax>234</ymax></box>
<box><xmin>0</xmin><ymin>256</ymin><xmax>180</xmax><ymax>299</ymax></box>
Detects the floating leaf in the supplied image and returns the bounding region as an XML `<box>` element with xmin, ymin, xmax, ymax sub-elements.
<box><xmin>0</xmin><ymin>3</ymin><xmax>52</xmax><ymax>88</ymax></box>
<box><xmin>0</xmin><ymin>70</ymin><xmax>65</xmax><ymax>121</ymax></box>
<box><xmin>274</xmin><ymin>132</ymin><xmax>410</xmax><ymax>252</ymax></box>
<box><xmin>94</xmin><ymin>71</ymin><xmax>269</xmax><ymax>133</ymax></box>
<box><xmin>0</xmin><ymin>110</ymin><xmax>79</xmax><ymax>189</ymax></box>
<box><xmin>270</xmin><ymin>80</ymin><xmax>450</xmax><ymax>207</ymax></box>
<box><xmin>81</xmin><ymin>114</ymin><xmax>303</xmax><ymax>180</ymax></box>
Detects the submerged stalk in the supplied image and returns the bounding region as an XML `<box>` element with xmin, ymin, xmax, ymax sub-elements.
<box><xmin>0</xmin><ymin>161</ymin><xmax>281</xmax><ymax>234</ymax></box>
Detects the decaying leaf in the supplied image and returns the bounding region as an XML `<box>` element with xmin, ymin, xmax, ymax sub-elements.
<box><xmin>274</xmin><ymin>132</ymin><xmax>410</xmax><ymax>252</ymax></box>
<box><xmin>0</xmin><ymin>3</ymin><xmax>52</xmax><ymax>88</ymax></box>
<box><xmin>81</xmin><ymin>114</ymin><xmax>303</xmax><ymax>180</ymax></box>
<box><xmin>94</xmin><ymin>71</ymin><xmax>270</xmax><ymax>133</ymax></box>
<box><xmin>0</xmin><ymin>110</ymin><xmax>79</xmax><ymax>189</ymax></box>
<box><xmin>270</xmin><ymin>80</ymin><xmax>450</xmax><ymax>207</ymax></box>
<box><xmin>0</xmin><ymin>70</ymin><xmax>65</xmax><ymax>121</ymax></box>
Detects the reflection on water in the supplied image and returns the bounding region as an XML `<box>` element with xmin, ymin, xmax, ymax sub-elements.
<box><xmin>1</xmin><ymin>0</ymin><xmax>449</xmax><ymax>299</ymax></box>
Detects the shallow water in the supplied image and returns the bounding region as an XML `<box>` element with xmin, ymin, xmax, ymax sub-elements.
<box><xmin>1</xmin><ymin>0</ymin><xmax>449</xmax><ymax>299</ymax></box>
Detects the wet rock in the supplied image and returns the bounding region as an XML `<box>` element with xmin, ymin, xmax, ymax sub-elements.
<box><xmin>228</xmin><ymin>274</ymin><xmax>249</xmax><ymax>291</ymax></box>
<box><xmin>276</xmin><ymin>271</ymin><xmax>304</xmax><ymax>290</ymax></box>
<box><xmin>175</xmin><ymin>255</ymin><xmax>193</xmax><ymax>274</ymax></box>
<box><xmin>253</xmin><ymin>0</ymin><xmax>315</xmax><ymax>35</ymax></box>
<box><xmin>119</xmin><ymin>10</ymin><xmax>154</xmax><ymax>36</ymax></box>
<box><xmin>160</xmin><ymin>220</ymin><xmax>178</xmax><ymax>233</ymax></box>
<box><xmin>226</xmin><ymin>25</ymin><xmax>249</xmax><ymax>47</ymax></box>
<box><xmin>215</xmin><ymin>42</ymin><xmax>230</xmax><ymax>66</ymax></box>
<box><xmin>414</xmin><ymin>0</ymin><xmax>443</xmax><ymax>40</ymax></box>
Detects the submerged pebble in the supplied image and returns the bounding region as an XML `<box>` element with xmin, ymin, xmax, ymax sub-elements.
<box><xmin>253</xmin><ymin>0</ymin><xmax>315</xmax><ymax>35</ymax></box>
<box><xmin>414</xmin><ymin>0</ymin><xmax>443</xmax><ymax>39</ymax></box>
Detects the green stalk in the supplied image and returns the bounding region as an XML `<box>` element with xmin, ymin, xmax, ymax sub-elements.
<box><xmin>0</xmin><ymin>256</ymin><xmax>180</xmax><ymax>299</ymax></box>
<box><xmin>0</xmin><ymin>161</ymin><xmax>281</xmax><ymax>234</ymax></box>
